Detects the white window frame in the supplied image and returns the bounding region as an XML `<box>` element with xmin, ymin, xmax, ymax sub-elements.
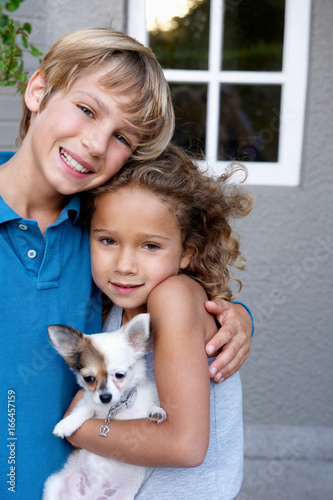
<box><xmin>128</xmin><ymin>0</ymin><xmax>311</xmax><ymax>186</ymax></box>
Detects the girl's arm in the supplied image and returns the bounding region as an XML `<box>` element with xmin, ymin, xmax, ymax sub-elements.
<box><xmin>66</xmin><ymin>274</ymin><xmax>214</xmax><ymax>468</ymax></box>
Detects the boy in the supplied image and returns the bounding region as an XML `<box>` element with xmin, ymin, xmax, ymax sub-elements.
<box><xmin>0</xmin><ymin>27</ymin><xmax>252</xmax><ymax>498</ymax></box>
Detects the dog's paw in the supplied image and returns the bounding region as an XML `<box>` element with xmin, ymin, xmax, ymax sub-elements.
<box><xmin>148</xmin><ymin>406</ymin><xmax>166</xmax><ymax>424</ymax></box>
<box><xmin>53</xmin><ymin>417</ymin><xmax>78</xmax><ymax>438</ymax></box>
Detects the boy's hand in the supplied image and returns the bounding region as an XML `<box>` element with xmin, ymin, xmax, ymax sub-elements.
<box><xmin>63</xmin><ymin>390</ymin><xmax>85</xmax><ymax>447</ymax></box>
<box><xmin>205</xmin><ymin>300</ymin><xmax>252</xmax><ymax>382</ymax></box>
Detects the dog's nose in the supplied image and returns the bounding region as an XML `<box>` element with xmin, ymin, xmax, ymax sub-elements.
<box><xmin>100</xmin><ymin>393</ymin><xmax>112</xmax><ymax>404</ymax></box>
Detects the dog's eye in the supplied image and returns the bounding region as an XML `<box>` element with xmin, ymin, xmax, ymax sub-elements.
<box><xmin>83</xmin><ymin>376</ymin><xmax>96</xmax><ymax>384</ymax></box>
<box><xmin>115</xmin><ymin>372</ymin><xmax>126</xmax><ymax>380</ymax></box>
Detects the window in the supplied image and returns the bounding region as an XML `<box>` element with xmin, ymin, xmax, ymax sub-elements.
<box><xmin>128</xmin><ymin>0</ymin><xmax>311</xmax><ymax>186</ymax></box>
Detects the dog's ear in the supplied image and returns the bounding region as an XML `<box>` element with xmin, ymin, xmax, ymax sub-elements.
<box><xmin>122</xmin><ymin>314</ymin><xmax>150</xmax><ymax>356</ymax></box>
<box><xmin>47</xmin><ymin>325</ymin><xmax>84</xmax><ymax>361</ymax></box>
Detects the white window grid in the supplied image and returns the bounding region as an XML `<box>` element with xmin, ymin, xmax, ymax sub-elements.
<box><xmin>128</xmin><ymin>0</ymin><xmax>311</xmax><ymax>186</ymax></box>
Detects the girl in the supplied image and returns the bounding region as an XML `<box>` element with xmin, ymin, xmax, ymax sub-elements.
<box><xmin>66</xmin><ymin>143</ymin><xmax>253</xmax><ymax>499</ymax></box>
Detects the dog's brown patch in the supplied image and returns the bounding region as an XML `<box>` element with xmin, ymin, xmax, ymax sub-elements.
<box><xmin>71</xmin><ymin>337</ymin><xmax>108</xmax><ymax>392</ymax></box>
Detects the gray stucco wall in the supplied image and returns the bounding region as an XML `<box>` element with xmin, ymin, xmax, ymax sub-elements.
<box><xmin>234</xmin><ymin>3</ymin><xmax>333</xmax><ymax>495</ymax></box>
<box><xmin>238</xmin><ymin>0</ymin><xmax>333</xmax><ymax>430</ymax></box>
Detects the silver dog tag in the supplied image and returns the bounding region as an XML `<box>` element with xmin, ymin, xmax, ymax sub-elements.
<box><xmin>99</xmin><ymin>423</ymin><xmax>110</xmax><ymax>437</ymax></box>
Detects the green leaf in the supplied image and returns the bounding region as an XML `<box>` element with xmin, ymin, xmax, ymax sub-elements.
<box><xmin>0</xmin><ymin>13</ymin><xmax>9</xmax><ymax>26</ymax></box>
<box><xmin>5</xmin><ymin>3</ymin><xmax>19</xmax><ymax>13</ymax></box>
<box><xmin>29</xmin><ymin>44</ymin><xmax>43</xmax><ymax>57</ymax></box>
<box><xmin>0</xmin><ymin>0</ymin><xmax>43</xmax><ymax>85</ymax></box>
<box><xmin>0</xmin><ymin>80</ymin><xmax>17</xmax><ymax>86</ymax></box>
<box><xmin>5</xmin><ymin>0</ymin><xmax>22</xmax><ymax>12</ymax></box>
<box><xmin>2</xmin><ymin>31</ymin><xmax>12</xmax><ymax>44</ymax></box>
<box><xmin>22</xmin><ymin>22</ymin><xmax>31</xmax><ymax>33</ymax></box>
<box><xmin>17</xmin><ymin>72</ymin><xmax>28</xmax><ymax>82</ymax></box>
<box><xmin>11</xmin><ymin>57</ymin><xmax>18</xmax><ymax>70</ymax></box>
<box><xmin>21</xmin><ymin>33</ymin><xmax>27</xmax><ymax>47</ymax></box>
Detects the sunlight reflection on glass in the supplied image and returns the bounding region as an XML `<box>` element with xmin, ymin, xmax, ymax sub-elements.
<box><xmin>146</xmin><ymin>0</ymin><xmax>196</xmax><ymax>31</ymax></box>
<box><xmin>147</xmin><ymin>0</ymin><xmax>210</xmax><ymax>70</ymax></box>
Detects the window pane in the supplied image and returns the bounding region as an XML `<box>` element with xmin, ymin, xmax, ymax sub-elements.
<box><xmin>222</xmin><ymin>0</ymin><xmax>285</xmax><ymax>71</ymax></box>
<box><xmin>147</xmin><ymin>0</ymin><xmax>210</xmax><ymax>70</ymax></box>
<box><xmin>170</xmin><ymin>83</ymin><xmax>207</xmax><ymax>155</ymax></box>
<box><xmin>218</xmin><ymin>84</ymin><xmax>281</xmax><ymax>162</ymax></box>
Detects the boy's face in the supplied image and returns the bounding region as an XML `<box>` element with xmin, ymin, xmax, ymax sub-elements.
<box><xmin>25</xmin><ymin>70</ymin><xmax>142</xmax><ymax>196</ymax></box>
<box><xmin>89</xmin><ymin>186</ymin><xmax>193</xmax><ymax>317</ymax></box>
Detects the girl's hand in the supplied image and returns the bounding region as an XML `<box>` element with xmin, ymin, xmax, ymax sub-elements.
<box><xmin>205</xmin><ymin>300</ymin><xmax>252</xmax><ymax>382</ymax></box>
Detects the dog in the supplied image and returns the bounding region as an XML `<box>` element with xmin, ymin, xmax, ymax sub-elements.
<box><xmin>43</xmin><ymin>313</ymin><xmax>166</xmax><ymax>500</ymax></box>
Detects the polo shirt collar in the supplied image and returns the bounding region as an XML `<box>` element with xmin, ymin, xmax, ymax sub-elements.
<box><xmin>0</xmin><ymin>194</ymin><xmax>81</xmax><ymax>226</ymax></box>
<box><xmin>0</xmin><ymin>151</ymin><xmax>15</xmax><ymax>164</ymax></box>
<box><xmin>0</xmin><ymin>151</ymin><xmax>81</xmax><ymax>225</ymax></box>
<box><xmin>58</xmin><ymin>195</ymin><xmax>81</xmax><ymax>225</ymax></box>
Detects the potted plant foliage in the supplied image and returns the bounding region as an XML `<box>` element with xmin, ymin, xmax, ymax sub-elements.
<box><xmin>0</xmin><ymin>0</ymin><xmax>42</xmax><ymax>88</ymax></box>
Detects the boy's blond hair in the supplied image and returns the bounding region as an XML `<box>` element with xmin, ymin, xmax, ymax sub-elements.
<box><xmin>19</xmin><ymin>27</ymin><xmax>175</xmax><ymax>161</ymax></box>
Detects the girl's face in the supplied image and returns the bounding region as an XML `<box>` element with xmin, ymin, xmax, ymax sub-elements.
<box><xmin>90</xmin><ymin>186</ymin><xmax>193</xmax><ymax>316</ymax></box>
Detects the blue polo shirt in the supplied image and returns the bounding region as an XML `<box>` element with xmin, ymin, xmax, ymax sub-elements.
<box><xmin>0</xmin><ymin>152</ymin><xmax>102</xmax><ymax>498</ymax></box>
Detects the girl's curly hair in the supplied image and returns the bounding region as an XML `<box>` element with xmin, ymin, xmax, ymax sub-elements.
<box><xmin>82</xmin><ymin>143</ymin><xmax>253</xmax><ymax>301</ymax></box>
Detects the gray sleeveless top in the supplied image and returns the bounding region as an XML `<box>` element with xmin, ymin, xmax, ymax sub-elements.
<box><xmin>103</xmin><ymin>305</ymin><xmax>243</xmax><ymax>500</ymax></box>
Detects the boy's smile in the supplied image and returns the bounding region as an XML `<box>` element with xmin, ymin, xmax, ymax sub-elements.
<box><xmin>60</xmin><ymin>148</ymin><xmax>94</xmax><ymax>175</ymax></box>
<box><xmin>90</xmin><ymin>186</ymin><xmax>193</xmax><ymax>317</ymax></box>
<box><xmin>25</xmin><ymin>69</ymin><xmax>142</xmax><ymax>197</ymax></box>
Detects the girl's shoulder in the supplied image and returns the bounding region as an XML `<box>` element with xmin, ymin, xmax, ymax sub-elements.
<box><xmin>149</xmin><ymin>274</ymin><xmax>207</xmax><ymax>305</ymax></box>
<box><xmin>148</xmin><ymin>274</ymin><xmax>216</xmax><ymax>342</ymax></box>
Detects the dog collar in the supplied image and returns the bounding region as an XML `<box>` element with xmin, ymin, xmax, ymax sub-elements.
<box><xmin>99</xmin><ymin>388</ymin><xmax>137</xmax><ymax>437</ymax></box>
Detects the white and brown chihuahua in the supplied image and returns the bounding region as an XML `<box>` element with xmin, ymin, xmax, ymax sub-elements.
<box><xmin>43</xmin><ymin>313</ymin><xmax>166</xmax><ymax>500</ymax></box>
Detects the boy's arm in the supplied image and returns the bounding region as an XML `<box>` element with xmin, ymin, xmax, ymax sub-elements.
<box><xmin>205</xmin><ymin>300</ymin><xmax>253</xmax><ymax>382</ymax></box>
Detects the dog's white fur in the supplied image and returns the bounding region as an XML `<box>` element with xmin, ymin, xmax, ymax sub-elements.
<box><xmin>43</xmin><ymin>313</ymin><xmax>166</xmax><ymax>500</ymax></box>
